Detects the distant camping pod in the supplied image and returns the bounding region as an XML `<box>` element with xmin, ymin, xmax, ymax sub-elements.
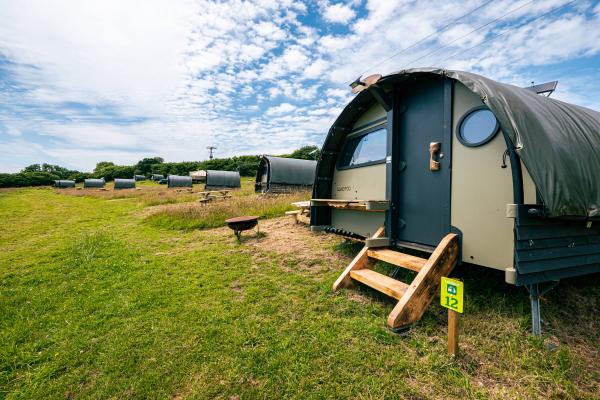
<box><xmin>255</xmin><ymin>156</ymin><xmax>317</xmax><ymax>193</ymax></box>
<box><xmin>114</xmin><ymin>178</ymin><xmax>136</xmax><ymax>189</ymax></box>
<box><xmin>83</xmin><ymin>178</ymin><xmax>105</xmax><ymax>188</ymax></box>
<box><xmin>54</xmin><ymin>180</ymin><xmax>75</xmax><ymax>188</ymax></box>
<box><xmin>134</xmin><ymin>175</ymin><xmax>146</xmax><ymax>181</ymax></box>
<box><xmin>167</xmin><ymin>175</ymin><xmax>193</xmax><ymax>188</ymax></box>
<box><xmin>151</xmin><ymin>174</ymin><xmax>165</xmax><ymax>181</ymax></box>
<box><xmin>205</xmin><ymin>170</ymin><xmax>241</xmax><ymax>190</ymax></box>
<box><xmin>189</xmin><ymin>170</ymin><xmax>207</xmax><ymax>183</ymax></box>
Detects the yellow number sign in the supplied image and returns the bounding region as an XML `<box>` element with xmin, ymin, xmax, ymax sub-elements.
<box><xmin>440</xmin><ymin>277</ymin><xmax>463</xmax><ymax>313</ymax></box>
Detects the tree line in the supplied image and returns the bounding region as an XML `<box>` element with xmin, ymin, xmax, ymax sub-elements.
<box><xmin>0</xmin><ymin>146</ymin><xmax>320</xmax><ymax>188</ymax></box>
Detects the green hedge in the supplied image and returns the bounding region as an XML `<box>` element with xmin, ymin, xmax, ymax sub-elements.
<box><xmin>0</xmin><ymin>172</ymin><xmax>61</xmax><ymax>188</ymax></box>
<box><xmin>0</xmin><ymin>146</ymin><xmax>321</xmax><ymax>188</ymax></box>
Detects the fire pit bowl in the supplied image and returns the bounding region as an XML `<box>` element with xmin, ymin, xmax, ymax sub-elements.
<box><xmin>225</xmin><ymin>216</ymin><xmax>259</xmax><ymax>240</ymax></box>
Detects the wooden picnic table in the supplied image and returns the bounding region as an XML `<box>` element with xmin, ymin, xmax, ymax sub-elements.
<box><xmin>286</xmin><ymin>200</ymin><xmax>311</xmax><ymax>224</ymax></box>
<box><xmin>197</xmin><ymin>190</ymin><xmax>232</xmax><ymax>204</ymax></box>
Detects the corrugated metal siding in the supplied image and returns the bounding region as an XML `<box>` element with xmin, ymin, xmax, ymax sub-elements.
<box><xmin>515</xmin><ymin>204</ymin><xmax>600</xmax><ymax>284</ymax></box>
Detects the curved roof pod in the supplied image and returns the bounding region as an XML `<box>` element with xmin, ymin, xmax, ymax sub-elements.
<box><xmin>114</xmin><ymin>178</ymin><xmax>136</xmax><ymax>189</ymax></box>
<box><xmin>167</xmin><ymin>175</ymin><xmax>193</xmax><ymax>188</ymax></box>
<box><xmin>255</xmin><ymin>156</ymin><xmax>317</xmax><ymax>193</ymax></box>
<box><xmin>83</xmin><ymin>178</ymin><xmax>105</xmax><ymax>188</ymax></box>
<box><xmin>315</xmin><ymin>67</ymin><xmax>600</xmax><ymax>218</ymax></box>
<box><xmin>205</xmin><ymin>170</ymin><xmax>241</xmax><ymax>189</ymax></box>
<box><xmin>312</xmin><ymin>67</ymin><xmax>600</xmax><ymax>286</ymax></box>
<box><xmin>151</xmin><ymin>174</ymin><xmax>165</xmax><ymax>181</ymax></box>
<box><xmin>134</xmin><ymin>175</ymin><xmax>146</xmax><ymax>181</ymax></box>
<box><xmin>189</xmin><ymin>170</ymin><xmax>207</xmax><ymax>182</ymax></box>
<box><xmin>54</xmin><ymin>180</ymin><xmax>75</xmax><ymax>188</ymax></box>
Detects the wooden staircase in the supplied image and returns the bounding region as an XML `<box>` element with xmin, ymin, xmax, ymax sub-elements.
<box><xmin>333</xmin><ymin>227</ymin><xmax>459</xmax><ymax>330</ymax></box>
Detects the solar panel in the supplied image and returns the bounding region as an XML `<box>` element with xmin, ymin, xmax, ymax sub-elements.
<box><xmin>525</xmin><ymin>81</ymin><xmax>558</xmax><ymax>97</ymax></box>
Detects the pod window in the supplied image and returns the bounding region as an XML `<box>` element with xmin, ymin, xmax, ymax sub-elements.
<box><xmin>457</xmin><ymin>107</ymin><xmax>499</xmax><ymax>147</ymax></box>
<box><xmin>338</xmin><ymin>127</ymin><xmax>387</xmax><ymax>168</ymax></box>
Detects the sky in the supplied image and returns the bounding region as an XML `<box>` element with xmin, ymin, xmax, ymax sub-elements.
<box><xmin>1</xmin><ymin>0</ymin><xmax>600</xmax><ymax>172</ymax></box>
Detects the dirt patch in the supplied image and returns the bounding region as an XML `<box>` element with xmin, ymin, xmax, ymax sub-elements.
<box><xmin>242</xmin><ymin>217</ymin><xmax>352</xmax><ymax>271</ymax></box>
<box><xmin>346</xmin><ymin>291</ymin><xmax>372</xmax><ymax>304</ymax></box>
<box><xmin>230</xmin><ymin>280</ymin><xmax>243</xmax><ymax>293</ymax></box>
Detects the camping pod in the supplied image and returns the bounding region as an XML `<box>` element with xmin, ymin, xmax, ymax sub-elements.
<box><xmin>167</xmin><ymin>175</ymin><xmax>193</xmax><ymax>188</ymax></box>
<box><xmin>83</xmin><ymin>178</ymin><xmax>105</xmax><ymax>188</ymax></box>
<box><xmin>134</xmin><ymin>174</ymin><xmax>146</xmax><ymax>181</ymax></box>
<box><xmin>54</xmin><ymin>180</ymin><xmax>75</xmax><ymax>188</ymax></box>
<box><xmin>114</xmin><ymin>178</ymin><xmax>136</xmax><ymax>189</ymax></box>
<box><xmin>205</xmin><ymin>170</ymin><xmax>241</xmax><ymax>190</ymax></box>
<box><xmin>151</xmin><ymin>174</ymin><xmax>165</xmax><ymax>181</ymax></box>
<box><xmin>255</xmin><ymin>155</ymin><xmax>317</xmax><ymax>193</ymax></box>
<box><xmin>189</xmin><ymin>170</ymin><xmax>207</xmax><ymax>183</ymax></box>
<box><xmin>310</xmin><ymin>68</ymin><xmax>600</xmax><ymax>333</ymax></box>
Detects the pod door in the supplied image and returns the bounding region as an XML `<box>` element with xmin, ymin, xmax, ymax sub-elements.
<box><xmin>390</xmin><ymin>77</ymin><xmax>452</xmax><ymax>248</ymax></box>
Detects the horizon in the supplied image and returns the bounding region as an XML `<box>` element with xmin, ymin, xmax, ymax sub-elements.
<box><xmin>1</xmin><ymin>0</ymin><xmax>600</xmax><ymax>172</ymax></box>
<box><xmin>14</xmin><ymin>145</ymin><xmax>318</xmax><ymax>174</ymax></box>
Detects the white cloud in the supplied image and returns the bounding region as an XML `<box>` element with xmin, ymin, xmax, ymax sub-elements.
<box><xmin>325</xmin><ymin>88</ymin><xmax>349</xmax><ymax>98</ymax></box>
<box><xmin>439</xmin><ymin>24</ymin><xmax>485</xmax><ymax>47</ymax></box>
<box><xmin>254</xmin><ymin>21</ymin><xmax>287</xmax><ymax>41</ymax></box>
<box><xmin>323</xmin><ymin>3</ymin><xmax>356</xmax><ymax>24</ymax></box>
<box><xmin>265</xmin><ymin>102</ymin><xmax>296</xmax><ymax>116</ymax></box>
<box><xmin>303</xmin><ymin>58</ymin><xmax>330</xmax><ymax>78</ymax></box>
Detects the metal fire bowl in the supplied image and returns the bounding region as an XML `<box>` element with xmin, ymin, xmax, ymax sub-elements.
<box><xmin>225</xmin><ymin>216</ymin><xmax>259</xmax><ymax>233</ymax></box>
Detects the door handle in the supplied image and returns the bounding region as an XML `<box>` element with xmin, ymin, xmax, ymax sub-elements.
<box><xmin>429</xmin><ymin>142</ymin><xmax>441</xmax><ymax>171</ymax></box>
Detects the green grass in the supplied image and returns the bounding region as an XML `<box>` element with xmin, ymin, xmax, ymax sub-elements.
<box><xmin>0</xmin><ymin>187</ymin><xmax>599</xmax><ymax>399</ymax></box>
<box><xmin>143</xmin><ymin>192</ymin><xmax>309</xmax><ymax>230</ymax></box>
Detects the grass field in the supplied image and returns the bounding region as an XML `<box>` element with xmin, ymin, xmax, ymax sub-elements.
<box><xmin>1</xmin><ymin>181</ymin><xmax>599</xmax><ymax>399</ymax></box>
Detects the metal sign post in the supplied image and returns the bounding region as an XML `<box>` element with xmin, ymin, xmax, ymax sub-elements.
<box><xmin>441</xmin><ymin>277</ymin><xmax>464</xmax><ymax>356</ymax></box>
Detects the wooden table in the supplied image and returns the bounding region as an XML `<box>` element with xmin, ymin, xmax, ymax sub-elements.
<box><xmin>197</xmin><ymin>190</ymin><xmax>232</xmax><ymax>205</ymax></box>
<box><xmin>286</xmin><ymin>200</ymin><xmax>311</xmax><ymax>224</ymax></box>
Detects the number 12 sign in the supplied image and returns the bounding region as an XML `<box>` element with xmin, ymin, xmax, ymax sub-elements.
<box><xmin>441</xmin><ymin>277</ymin><xmax>463</xmax><ymax>313</ymax></box>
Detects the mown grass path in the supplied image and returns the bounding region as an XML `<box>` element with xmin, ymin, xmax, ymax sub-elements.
<box><xmin>1</xmin><ymin>188</ymin><xmax>599</xmax><ymax>399</ymax></box>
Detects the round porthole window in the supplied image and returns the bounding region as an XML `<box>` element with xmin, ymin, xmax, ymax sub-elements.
<box><xmin>457</xmin><ymin>106</ymin><xmax>499</xmax><ymax>147</ymax></box>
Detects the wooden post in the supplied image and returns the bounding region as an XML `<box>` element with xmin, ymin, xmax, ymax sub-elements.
<box><xmin>448</xmin><ymin>309</ymin><xmax>459</xmax><ymax>356</ymax></box>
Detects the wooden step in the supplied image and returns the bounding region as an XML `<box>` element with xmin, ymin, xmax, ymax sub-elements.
<box><xmin>367</xmin><ymin>248</ymin><xmax>427</xmax><ymax>272</ymax></box>
<box><xmin>349</xmin><ymin>269</ymin><xmax>409</xmax><ymax>300</ymax></box>
<box><xmin>333</xmin><ymin>227</ymin><xmax>459</xmax><ymax>330</ymax></box>
<box><xmin>387</xmin><ymin>233</ymin><xmax>459</xmax><ymax>329</ymax></box>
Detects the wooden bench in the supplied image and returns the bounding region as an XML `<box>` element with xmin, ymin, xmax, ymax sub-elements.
<box><xmin>286</xmin><ymin>200</ymin><xmax>310</xmax><ymax>224</ymax></box>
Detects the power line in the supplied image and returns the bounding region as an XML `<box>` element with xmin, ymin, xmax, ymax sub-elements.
<box><xmin>434</xmin><ymin>0</ymin><xmax>577</xmax><ymax>66</ymax></box>
<box><xmin>349</xmin><ymin>0</ymin><xmax>495</xmax><ymax>83</ymax></box>
<box><xmin>398</xmin><ymin>0</ymin><xmax>535</xmax><ymax>70</ymax></box>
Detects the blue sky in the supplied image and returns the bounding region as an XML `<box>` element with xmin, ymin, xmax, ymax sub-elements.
<box><xmin>1</xmin><ymin>0</ymin><xmax>599</xmax><ymax>172</ymax></box>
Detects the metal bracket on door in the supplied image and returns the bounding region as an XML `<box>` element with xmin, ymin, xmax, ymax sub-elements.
<box><xmin>398</xmin><ymin>219</ymin><xmax>406</xmax><ymax>230</ymax></box>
